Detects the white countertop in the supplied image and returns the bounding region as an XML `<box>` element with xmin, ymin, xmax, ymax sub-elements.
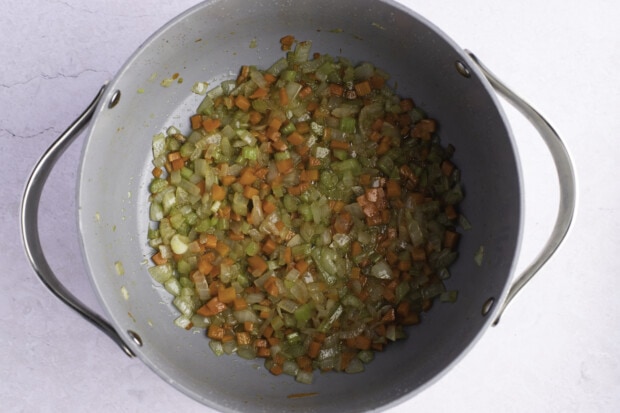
<box><xmin>2</xmin><ymin>1</ymin><xmax>619</xmax><ymax>412</ymax></box>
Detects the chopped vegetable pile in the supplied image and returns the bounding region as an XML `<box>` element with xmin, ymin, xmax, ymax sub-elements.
<box><xmin>147</xmin><ymin>37</ymin><xmax>464</xmax><ymax>384</ymax></box>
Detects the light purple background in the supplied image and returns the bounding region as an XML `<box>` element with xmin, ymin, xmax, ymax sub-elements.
<box><xmin>2</xmin><ymin>1</ymin><xmax>619</xmax><ymax>412</ymax></box>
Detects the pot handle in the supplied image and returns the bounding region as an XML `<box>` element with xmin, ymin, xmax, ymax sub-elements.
<box><xmin>465</xmin><ymin>51</ymin><xmax>577</xmax><ymax>325</ymax></box>
<box><xmin>20</xmin><ymin>84</ymin><xmax>136</xmax><ymax>357</ymax></box>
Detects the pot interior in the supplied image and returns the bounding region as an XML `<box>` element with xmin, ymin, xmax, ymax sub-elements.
<box><xmin>78</xmin><ymin>0</ymin><xmax>522</xmax><ymax>411</ymax></box>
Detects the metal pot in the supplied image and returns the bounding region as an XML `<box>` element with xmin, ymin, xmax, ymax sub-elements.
<box><xmin>21</xmin><ymin>0</ymin><xmax>575</xmax><ymax>411</ymax></box>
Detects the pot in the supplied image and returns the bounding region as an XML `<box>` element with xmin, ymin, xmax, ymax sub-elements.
<box><xmin>21</xmin><ymin>0</ymin><xmax>575</xmax><ymax>411</ymax></box>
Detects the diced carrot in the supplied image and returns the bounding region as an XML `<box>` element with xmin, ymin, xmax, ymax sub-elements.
<box><xmin>298</xmin><ymin>85</ymin><xmax>313</xmax><ymax>99</ymax></box>
<box><xmin>198</xmin><ymin>255</ymin><xmax>214</xmax><ymax>275</ymax></box>
<box><xmin>349</xmin><ymin>266</ymin><xmax>361</xmax><ymax>279</ymax></box>
<box><xmin>269</xmin><ymin>364</ymin><xmax>284</xmax><ymax>376</ymax></box>
<box><xmin>236</xmin><ymin>65</ymin><xmax>250</xmax><ymax>84</ymax></box>
<box><xmin>354</xmin><ymin>80</ymin><xmax>372</xmax><ymax>97</ymax></box>
<box><xmin>358</xmin><ymin>174</ymin><xmax>371</xmax><ymax>186</ymax></box>
<box><xmin>151</xmin><ymin>251</ymin><xmax>167</xmax><ymax>265</ymax></box>
<box><xmin>218</xmin><ymin>286</ymin><xmax>236</xmax><ymax>304</ymax></box>
<box><xmin>218</xmin><ymin>205</ymin><xmax>231</xmax><ymax>221</ymax></box>
<box><xmin>257</xmin><ymin>347</ymin><xmax>271</xmax><ymax>358</ymax></box>
<box><xmin>235</xmin><ymin>331</ymin><xmax>251</xmax><ymax>346</ymax></box>
<box><xmin>444</xmin><ymin>230</ymin><xmax>460</xmax><ymax>250</ymax></box>
<box><xmin>204</xmin><ymin>234</ymin><xmax>218</xmax><ymax>249</ymax></box>
<box><xmin>253</xmin><ymin>338</ymin><xmax>267</xmax><ymax>348</ymax></box>
<box><xmin>276</xmin><ymin>158</ymin><xmax>294</xmax><ymax>174</ymax></box>
<box><xmin>385</xmin><ymin>179</ymin><xmax>401</xmax><ymax>199</ymax></box>
<box><xmin>238</xmin><ymin>168</ymin><xmax>258</xmax><ymax>186</ymax></box>
<box><xmin>220</xmin><ymin>175</ymin><xmax>236</xmax><ymax>186</ymax></box>
<box><xmin>167</xmin><ymin>151</ymin><xmax>182</xmax><ymax>162</ymax></box>
<box><xmin>441</xmin><ymin>160</ymin><xmax>455</xmax><ymax>176</ymax></box>
<box><xmin>398</xmin><ymin>259</ymin><xmax>411</xmax><ymax>271</ymax></box>
<box><xmin>170</xmin><ymin>158</ymin><xmax>184</xmax><ymax>171</ymax></box>
<box><xmin>307</xmin><ymin>341</ymin><xmax>322</xmax><ymax>359</ymax></box>
<box><xmin>152</xmin><ymin>167</ymin><xmax>163</xmax><ymax>178</ymax></box>
<box><xmin>279</xmin><ymin>34</ymin><xmax>295</xmax><ymax>51</ymax></box>
<box><xmin>300</xmin><ymin>169</ymin><xmax>319</xmax><ymax>182</ymax></box>
<box><xmin>243</xmin><ymin>322</ymin><xmax>254</xmax><ymax>334</ymax></box>
<box><xmin>190</xmin><ymin>114</ymin><xmax>203</xmax><ymax>130</ymax></box>
<box><xmin>445</xmin><ymin>204</ymin><xmax>458</xmax><ymax>220</ymax></box>
<box><xmin>264</xmin><ymin>277</ymin><xmax>280</xmax><ymax>297</ymax></box>
<box><xmin>306</xmin><ymin>101</ymin><xmax>319</xmax><ymax>113</ymax></box>
<box><xmin>235</xmin><ymin>95</ymin><xmax>251</xmax><ymax>112</ymax></box>
<box><xmin>411</xmin><ymin>247</ymin><xmax>426</xmax><ymax>262</ymax></box>
<box><xmin>273</xmin><ymin>221</ymin><xmax>285</xmax><ymax>233</ymax></box>
<box><xmin>295</xmin><ymin>259</ymin><xmax>309</xmax><ymax>274</ymax></box>
<box><xmin>287</xmin><ymin>182</ymin><xmax>310</xmax><ymax>196</ymax></box>
<box><xmin>263</xmin><ymin>73</ymin><xmax>277</xmax><ymax>84</ymax></box>
<box><xmin>339</xmin><ymin>351</ymin><xmax>356</xmax><ymax>370</ymax></box>
<box><xmin>354</xmin><ymin>335</ymin><xmax>372</xmax><ymax>350</ymax></box>
<box><xmin>279</xmin><ymin>87</ymin><xmax>289</xmax><ymax>106</ymax></box>
<box><xmin>333</xmin><ymin>211</ymin><xmax>353</xmax><ymax>234</ymax></box>
<box><xmin>376</xmin><ymin>136</ymin><xmax>392</xmax><ymax>155</ymax></box>
<box><xmin>287</xmin><ymin>131</ymin><xmax>305</xmax><ymax>146</ymax></box>
<box><xmin>283</xmin><ymin>246</ymin><xmax>292</xmax><ymax>264</ymax></box>
<box><xmin>386</xmin><ymin>250</ymin><xmax>399</xmax><ymax>266</ymax></box>
<box><xmin>329</xmin><ymin>199</ymin><xmax>346</xmax><ymax>213</ymax></box>
<box><xmin>247</xmin><ymin>255</ymin><xmax>268</xmax><ymax>276</ymax></box>
<box><xmin>248</xmin><ymin>110</ymin><xmax>263</xmax><ymax>126</ymax></box>
<box><xmin>211</xmin><ymin>184</ymin><xmax>227</xmax><ymax>201</ymax></box>
<box><xmin>295</xmin><ymin>144</ymin><xmax>310</xmax><ymax>158</ymax></box>
<box><xmin>249</xmin><ymin>87</ymin><xmax>269</xmax><ymax>99</ymax></box>
<box><xmin>295</xmin><ymin>121</ymin><xmax>310</xmax><ymax>134</ymax></box>
<box><xmin>262</xmin><ymin>199</ymin><xmax>277</xmax><ymax>215</ymax></box>
<box><xmin>374</xmin><ymin>323</ymin><xmax>387</xmax><ymax>337</ymax></box>
<box><xmin>382</xmin><ymin>286</ymin><xmax>396</xmax><ymax>302</ymax></box>
<box><xmin>329</xmin><ymin>140</ymin><xmax>350</xmax><ymax>150</ymax></box>
<box><xmin>262</xmin><ymin>325</ymin><xmax>274</xmax><ymax>339</ymax></box>
<box><xmin>371</xmin><ymin>118</ymin><xmax>384</xmax><ymax>132</ymax></box>
<box><xmin>271</xmin><ymin>139</ymin><xmax>288</xmax><ymax>152</ymax></box>
<box><xmin>208</xmin><ymin>297</ymin><xmax>228</xmax><ymax>314</ymax></box>
<box><xmin>396</xmin><ymin>301</ymin><xmax>410</xmax><ymax>318</ymax></box>
<box><xmin>329</xmin><ymin>83</ymin><xmax>344</xmax><ymax>97</ymax></box>
<box><xmin>202</xmin><ymin>117</ymin><xmax>221</xmax><ymax>132</ymax></box>
<box><xmin>196</xmin><ymin>180</ymin><xmax>206</xmax><ymax>196</ymax></box>
<box><xmin>369</xmin><ymin>74</ymin><xmax>385</xmax><ymax>89</ymax></box>
<box><xmin>399</xmin><ymin>98</ymin><xmax>415</xmax><ymax>112</ymax></box>
<box><xmin>382</xmin><ymin>307</ymin><xmax>396</xmax><ymax>323</ymax></box>
<box><xmin>351</xmin><ymin>241</ymin><xmax>363</xmax><ymax>258</ymax></box>
<box><xmin>381</xmin><ymin>209</ymin><xmax>390</xmax><ymax>225</ymax></box>
<box><xmin>268</xmin><ymin>117</ymin><xmax>283</xmax><ymax>133</ymax></box>
<box><xmin>262</xmin><ymin>238</ymin><xmax>277</xmax><ymax>255</ymax></box>
<box><xmin>296</xmin><ymin>355</ymin><xmax>312</xmax><ymax>371</ymax></box>
<box><xmin>243</xmin><ymin>185</ymin><xmax>259</xmax><ymax>199</ymax></box>
<box><xmin>234</xmin><ymin>297</ymin><xmax>248</xmax><ymax>311</ymax></box>
<box><xmin>207</xmin><ymin>324</ymin><xmax>225</xmax><ymax>340</ymax></box>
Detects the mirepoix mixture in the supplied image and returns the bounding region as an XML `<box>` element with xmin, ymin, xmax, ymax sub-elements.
<box><xmin>146</xmin><ymin>37</ymin><xmax>464</xmax><ymax>384</ymax></box>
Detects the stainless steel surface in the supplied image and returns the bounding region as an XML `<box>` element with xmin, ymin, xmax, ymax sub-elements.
<box><xmin>20</xmin><ymin>84</ymin><xmax>135</xmax><ymax>358</ymax></box>
<box><xmin>465</xmin><ymin>52</ymin><xmax>577</xmax><ymax>325</ymax></box>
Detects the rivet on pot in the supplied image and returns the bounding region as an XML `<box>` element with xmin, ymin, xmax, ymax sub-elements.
<box><xmin>108</xmin><ymin>89</ymin><xmax>121</xmax><ymax>108</ymax></box>
<box><xmin>481</xmin><ymin>297</ymin><xmax>495</xmax><ymax>316</ymax></box>
<box><xmin>127</xmin><ymin>330</ymin><xmax>143</xmax><ymax>347</ymax></box>
<box><xmin>455</xmin><ymin>60</ymin><xmax>471</xmax><ymax>78</ymax></box>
